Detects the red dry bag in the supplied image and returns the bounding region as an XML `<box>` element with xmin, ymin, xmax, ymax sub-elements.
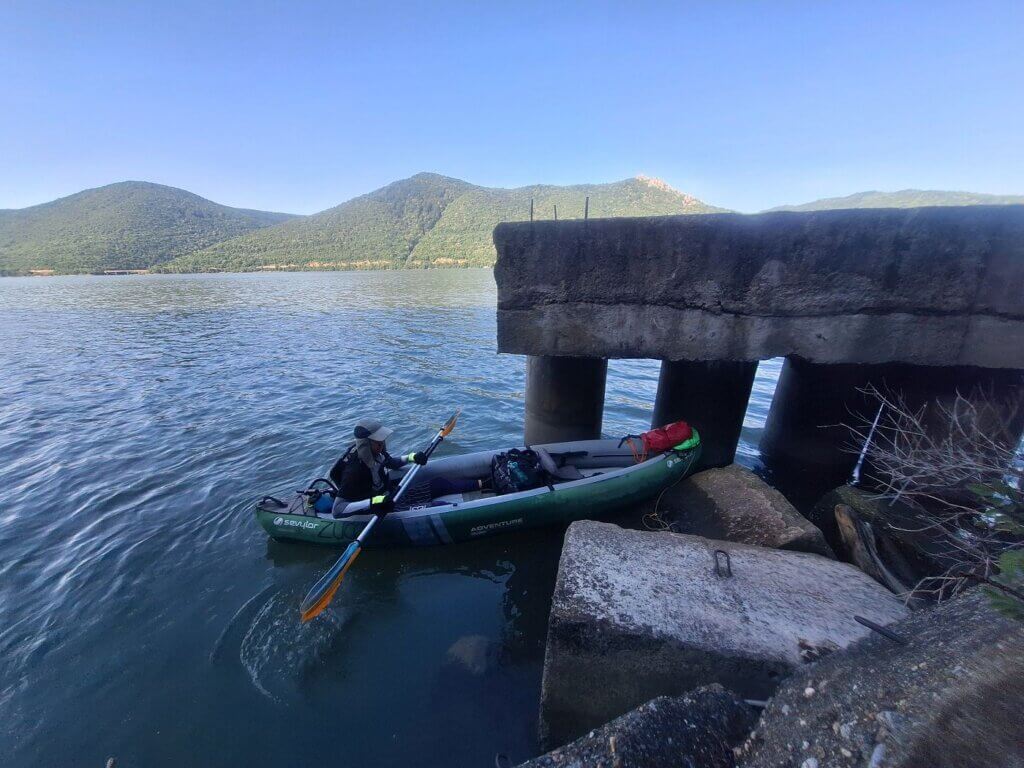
<box><xmin>641</xmin><ymin>420</ymin><xmax>693</xmax><ymax>453</ymax></box>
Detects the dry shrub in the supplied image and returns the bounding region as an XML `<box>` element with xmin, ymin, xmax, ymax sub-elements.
<box><xmin>846</xmin><ymin>385</ymin><xmax>1024</xmax><ymax>613</ymax></box>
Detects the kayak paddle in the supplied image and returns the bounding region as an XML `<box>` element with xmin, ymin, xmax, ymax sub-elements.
<box><xmin>299</xmin><ymin>410</ymin><xmax>460</xmax><ymax>622</ymax></box>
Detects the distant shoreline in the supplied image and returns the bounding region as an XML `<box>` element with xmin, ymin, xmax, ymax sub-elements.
<box><xmin>0</xmin><ymin>264</ymin><xmax>492</xmax><ymax>278</ymax></box>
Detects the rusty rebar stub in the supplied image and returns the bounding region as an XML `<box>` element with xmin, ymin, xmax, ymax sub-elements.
<box><xmin>714</xmin><ymin>549</ymin><xmax>733</xmax><ymax>578</ymax></box>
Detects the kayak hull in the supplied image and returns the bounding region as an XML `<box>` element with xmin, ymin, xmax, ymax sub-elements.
<box><xmin>254</xmin><ymin>436</ymin><xmax>700</xmax><ymax>548</ymax></box>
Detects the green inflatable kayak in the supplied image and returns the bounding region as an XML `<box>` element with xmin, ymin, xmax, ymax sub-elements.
<box><xmin>255</xmin><ymin>432</ymin><xmax>701</xmax><ymax>547</ymax></box>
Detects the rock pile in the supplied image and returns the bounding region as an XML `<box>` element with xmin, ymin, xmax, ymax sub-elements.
<box><xmin>523</xmin><ymin>462</ymin><xmax>1022</xmax><ymax>768</ymax></box>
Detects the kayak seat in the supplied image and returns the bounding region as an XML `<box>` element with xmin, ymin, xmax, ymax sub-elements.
<box><xmin>430</xmin><ymin>488</ymin><xmax>497</xmax><ymax>505</ymax></box>
<box><xmin>533</xmin><ymin>447</ymin><xmax>585</xmax><ymax>482</ymax></box>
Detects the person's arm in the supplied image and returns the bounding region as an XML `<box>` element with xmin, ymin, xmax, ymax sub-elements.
<box><xmin>384</xmin><ymin>450</ymin><xmax>426</xmax><ymax>470</ymax></box>
<box><xmin>383</xmin><ymin>451</ymin><xmax>406</xmax><ymax>470</ymax></box>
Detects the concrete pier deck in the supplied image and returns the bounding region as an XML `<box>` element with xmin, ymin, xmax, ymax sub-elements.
<box><xmin>493</xmin><ymin>205</ymin><xmax>1024</xmax><ymax>476</ymax></box>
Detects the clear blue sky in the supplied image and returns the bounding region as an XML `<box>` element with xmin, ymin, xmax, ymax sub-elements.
<box><xmin>2</xmin><ymin>0</ymin><xmax>1021</xmax><ymax>214</ymax></box>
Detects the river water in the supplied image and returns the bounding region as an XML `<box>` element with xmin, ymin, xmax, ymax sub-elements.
<box><xmin>0</xmin><ymin>270</ymin><xmax>780</xmax><ymax>767</ymax></box>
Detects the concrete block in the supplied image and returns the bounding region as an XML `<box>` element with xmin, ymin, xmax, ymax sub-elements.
<box><xmin>539</xmin><ymin>521</ymin><xmax>908</xmax><ymax>748</ymax></box>
<box><xmin>649</xmin><ymin>464</ymin><xmax>833</xmax><ymax>557</ymax></box>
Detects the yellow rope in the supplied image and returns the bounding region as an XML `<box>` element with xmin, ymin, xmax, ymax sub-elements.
<box><xmin>641</xmin><ymin>450</ymin><xmax>698</xmax><ymax>533</ymax></box>
<box><xmin>625</xmin><ymin>436</ymin><xmax>648</xmax><ymax>464</ymax></box>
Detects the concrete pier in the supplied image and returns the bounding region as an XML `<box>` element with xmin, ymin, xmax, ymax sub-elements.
<box><xmin>495</xmin><ymin>206</ymin><xmax>1024</xmax><ymax>368</ymax></box>
<box><xmin>494</xmin><ymin>205</ymin><xmax>1024</xmax><ymax>478</ymax></box>
<box><xmin>652</xmin><ymin>360</ymin><xmax>757</xmax><ymax>468</ymax></box>
<box><xmin>525</xmin><ymin>355</ymin><xmax>608</xmax><ymax>445</ymax></box>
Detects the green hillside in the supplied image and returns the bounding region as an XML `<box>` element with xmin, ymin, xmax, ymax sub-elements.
<box><xmin>0</xmin><ymin>181</ymin><xmax>295</xmax><ymax>275</ymax></box>
<box><xmin>163</xmin><ymin>173</ymin><xmax>726</xmax><ymax>272</ymax></box>
<box><xmin>163</xmin><ymin>173</ymin><xmax>475</xmax><ymax>272</ymax></box>
<box><xmin>407</xmin><ymin>177</ymin><xmax>725</xmax><ymax>267</ymax></box>
<box><xmin>768</xmin><ymin>189</ymin><xmax>1024</xmax><ymax>212</ymax></box>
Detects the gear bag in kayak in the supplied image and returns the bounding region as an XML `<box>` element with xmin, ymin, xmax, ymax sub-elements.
<box><xmin>619</xmin><ymin>420</ymin><xmax>695</xmax><ymax>463</ymax></box>
<box><xmin>490</xmin><ymin>448</ymin><xmax>546</xmax><ymax>495</ymax></box>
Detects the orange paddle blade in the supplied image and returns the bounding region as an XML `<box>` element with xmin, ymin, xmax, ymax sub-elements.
<box><xmin>440</xmin><ymin>409</ymin><xmax>461</xmax><ymax>437</ymax></box>
<box><xmin>299</xmin><ymin>543</ymin><xmax>361</xmax><ymax>623</ymax></box>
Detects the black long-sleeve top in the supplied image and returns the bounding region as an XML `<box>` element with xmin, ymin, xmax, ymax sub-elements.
<box><xmin>338</xmin><ymin>450</ymin><xmax>407</xmax><ymax>501</ymax></box>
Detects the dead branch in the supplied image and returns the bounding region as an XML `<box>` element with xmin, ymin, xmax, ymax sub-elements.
<box><xmin>842</xmin><ymin>384</ymin><xmax>1024</xmax><ymax>603</ymax></box>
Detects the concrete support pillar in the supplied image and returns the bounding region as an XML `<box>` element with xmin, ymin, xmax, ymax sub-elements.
<box><xmin>525</xmin><ymin>355</ymin><xmax>608</xmax><ymax>445</ymax></box>
<box><xmin>760</xmin><ymin>356</ymin><xmax>1024</xmax><ymax>492</ymax></box>
<box><xmin>652</xmin><ymin>360</ymin><xmax>758</xmax><ymax>469</ymax></box>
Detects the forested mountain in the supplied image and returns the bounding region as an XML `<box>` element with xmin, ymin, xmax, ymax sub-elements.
<box><xmin>406</xmin><ymin>176</ymin><xmax>725</xmax><ymax>267</ymax></box>
<box><xmin>0</xmin><ymin>182</ymin><xmax>295</xmax><ymax>274</ymax></box>
<box><xmin>17</xmin><ymin>177</ymin><xmax>1016</xmax><ymax>276</ymax></box>
<box><xmin>768</xmin><ymin>189</ymin><xmax>1024</xmax><ymax>212</ymax></box>
<box><xmin>162</xmin><ymin>173</ymin><xmax>476</xmax><ymax>272</ymax></box>
<box><xmin>161</xmin><ymin>173</ymin><xmax>727</xmax><ymax>272</ymax></box>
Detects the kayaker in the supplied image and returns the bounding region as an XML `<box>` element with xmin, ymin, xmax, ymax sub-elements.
<box><xmin>330</xmin><ymin>417</ymin><xmax>489</xmax><ymax>514</ymax></box>
<box><xmin>336</xmin><ymin>418</ymin><xmax>427</xmax><ymax>505</ymax></box>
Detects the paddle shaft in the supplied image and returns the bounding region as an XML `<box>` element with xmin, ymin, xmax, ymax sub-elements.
<box><xmin>347</xmin><ymin>430</ymin><xmax>442</xmax><ymax>546</ymax></box>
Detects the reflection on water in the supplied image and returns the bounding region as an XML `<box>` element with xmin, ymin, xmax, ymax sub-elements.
<box><xmin>0</xmin><ymin>271</ymin><xmax>777</xmax><ymax>767</ymax></box>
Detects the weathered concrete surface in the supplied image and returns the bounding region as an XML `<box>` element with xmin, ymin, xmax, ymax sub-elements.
<box><xmin>737</xmin><ymin>590</ymin><xmax>1024</xmax><ymax>768</ymax></box>
<box><xmin>519</xmin><ymin>685</ymin><xmax>755</xmax><ymax>768</ymax></box>
<box><xmin>644</xmin><ymin>464</ymin><xmax>833</xmax><ymax>557</ymax></box>
<box><xmin>494</xmin><ymin>206</ymin><xmax>1024</xmax><ymax>368</ymax></box>
<box><xmin>652</xmin><ymin>360</ymin><xmax>758</xmax><ymax>469</ymax></box>
<box><xmin>540</xmin><ymin>521</ymin><xmax>908</xmax><ymax>749</ymax></box>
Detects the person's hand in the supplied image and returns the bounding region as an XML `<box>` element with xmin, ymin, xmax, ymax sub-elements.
<box><xmin>369</xmin><ymin>494</ymin><xmax>395</xmax><ymax>517</ymax></box>
<box><xmin>405</xmin><ymin>451</ymin><xmax>428</xmax><ymax>466</ymax></box>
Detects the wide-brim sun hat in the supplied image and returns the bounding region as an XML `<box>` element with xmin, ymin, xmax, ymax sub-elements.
<box><xmin>354</xmin><ymin>418</ymin><xmax>393</xmax><ymax>442</ymax></box>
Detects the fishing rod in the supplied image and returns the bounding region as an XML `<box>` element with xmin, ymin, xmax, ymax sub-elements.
<box><xmin>851</xmin><ymin>403</ymin><xmax>885</xmax><ymax>487</ymax></box>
